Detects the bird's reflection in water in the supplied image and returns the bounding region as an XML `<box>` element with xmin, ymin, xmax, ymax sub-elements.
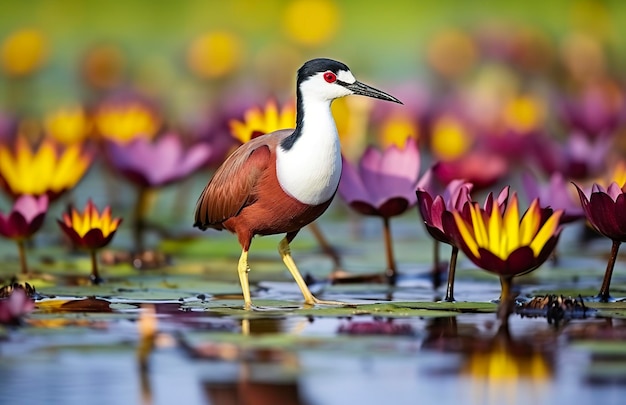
<box><xmin>202</xmin><ymin>317</ymin><xmax>309</xmax><ymax>405</ymax></box>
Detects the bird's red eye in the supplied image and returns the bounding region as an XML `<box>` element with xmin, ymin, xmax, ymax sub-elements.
<box><xmin>323</xmin><ymin>71</ymin><xmax>336</xmax><ymax>83</ymax></box>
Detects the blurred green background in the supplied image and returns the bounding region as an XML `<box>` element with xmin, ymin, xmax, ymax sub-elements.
<box><xmin>2</xmin><ymin>0</ymin><xmax>625</xmax><ymax>115</ymax></box>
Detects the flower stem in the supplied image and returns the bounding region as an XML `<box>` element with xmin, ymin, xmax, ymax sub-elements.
<box><xmin>498</xmin><ymin>276</ymin><xmax>514</xmax><ymax>324</ymax></box>
<box><xmin>133</xmin><ymin>187</ymin><xmax>151</xmax><ymax>252</ymax></box>
<box><xmin>431</xmin><ymin>240</ymin><xmax>442</xmax><ymax>290</ymax></box>
<box><xmin>444</xmin><ymin>246</ymin><xmax>459</xmax><ymax>302</ymax></box>
<box><xmin>17</xmin><ymin>240</ymin><xmax>28</xmax><ymax>275</ymax></box>
<box><xmin>90</xmin><ymin>249</ymin><xmax>102</xmax><ymax>285</ymax></box>
<box><xmin>599</xmin><ymin>240</ymin><xmax>621</xmax><ymax>302</ymax></box>
<box><xmin>308</xmin><ymin>222</ymin><xmax>341</xmax><ymax>267</ymax></box>
<box><xmin>382</xmin><ymin>217</ymin><xmax>397</xmax><ymax>285</ymax></box>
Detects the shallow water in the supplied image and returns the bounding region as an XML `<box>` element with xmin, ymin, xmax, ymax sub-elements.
<box><xmin>2</xmin><ymin>215</ymin><xmax>626</xmax><ymax>405</ymax></box>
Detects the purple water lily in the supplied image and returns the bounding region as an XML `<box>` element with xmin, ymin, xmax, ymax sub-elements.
<box><xmin>339</xmin><ymin>138</ymin><xmax>421</xmax><ymax>283</ymax></box>
<box><xmin>0</xmin><ymin>195</ymin><xmax>48</xmax><ymax>274</ymax></box>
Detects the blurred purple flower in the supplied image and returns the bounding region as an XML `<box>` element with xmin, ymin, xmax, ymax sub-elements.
<box><xmin>0</xmin><ymin>194</ymin><xmax>48</xmax><ymax>240</ymax></box>
<box><xmin>339</xmin><ymin>138</ymin><xmax>421</xmax><ymax>218</ymax></box>
<box><xmin>560</xmin><ymin>82</ymin><xmax>624</xmax><ymax>139</ymax></box>
<box><xmin>522</xmin><ymin>172</ymin><xmax>583</xmax><ymax>224</ymax></box>
<box><xmin>0</xmin><ymin>289</ymin><xmax>34</xmax><ymax>325</ymax></box>
<box><xmin>0</xmin><ymin>111</ymin><xmax>17</xmax><ymax>143</ymax></box>
<box><xmin>532</xmin><ymin>132</ymin><xmax>611</xmax><ymax>180</ymax></box>
<box><xmin>432</xmin><ymin>150</ymin><xmax>509</xmax><ymax>191</ymax></box>
<box><xmin>106</xmin><ymin>133</ymin><xmax>212</xmax><ymax>188</ymax></box>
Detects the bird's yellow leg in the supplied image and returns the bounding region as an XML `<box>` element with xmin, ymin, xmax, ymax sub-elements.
<box><xmin>238</xmin><ymin>249</ymin><xmax>252</xmax><ymax>309</ymax></box>
<box><xmin>278</xmin><ymin>237</ymin><xmax>346</xmax><ymax>306</ymax></box>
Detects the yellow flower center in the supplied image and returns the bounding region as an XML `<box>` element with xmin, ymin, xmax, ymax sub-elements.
<box><xmin>453</xmin><ymin>195</ymin><xmax>562</xmax><ymax>260</ymax></box>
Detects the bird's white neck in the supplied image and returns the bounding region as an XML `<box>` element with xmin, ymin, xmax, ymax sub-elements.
<box><xmin>276</xmin><ymin>98</ymin><xmax>342</xmax><ymax>205</ymax></box>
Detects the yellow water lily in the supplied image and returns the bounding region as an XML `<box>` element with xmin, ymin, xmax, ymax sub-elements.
<box><xmin>449</xmin><ymin>193</ymin><xmax>562</xmax><ymax>276</ymax></box>
<box><xmin>0</xmin><ymin>136</ymin><xmax>92</xmax><ymax>201</ymax></box>
<box><xmin>229</xmin><ymin>99</ymin><xmax>295</xmax><ymax>144</ymax></box>
<box><xmin>445</xmin><ymin>191</ymin><xmax>563</xmax><ymax>320</ymax></box>
<box><xmin>57</xmin><ymin>199</ymin><xmax>123</xmax><ymax>284</ymax></box>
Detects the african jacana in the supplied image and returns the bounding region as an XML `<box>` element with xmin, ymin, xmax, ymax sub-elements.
<box><xmin>194</xmin><ymin>58</ymin><xmax>401</xmax><ymax>309</ymax></box>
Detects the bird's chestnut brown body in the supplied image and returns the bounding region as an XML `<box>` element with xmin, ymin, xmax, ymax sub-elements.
<box><xmin>194</xmin><ymin>129</ymin><xmax>334</xmax><ymax>250</ymax></box>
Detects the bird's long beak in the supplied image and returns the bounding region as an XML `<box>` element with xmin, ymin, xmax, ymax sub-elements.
<box><xmin>344</xmin><ymin>81</ymin><xmax>402</xmax><ymax>104</ymax></box>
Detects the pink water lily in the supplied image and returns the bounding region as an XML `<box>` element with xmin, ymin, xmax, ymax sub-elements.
<box><xmin>0</xmin><ymin>195</ymin><xmax>48</xmax><ymax>274</ymax></box>
<box><xmin>0</xmin><ymin>289</ymin><xmax>34</xmax><ymax>325</ymax></box>
<box><xmin>339</xmin><ymin>138</ymin><xmax>421</xmax><ymax>283</ymax></box>
<box><xmin>0</xmin><ymin>194</ymin><xmax>48</xmax><ymax>240</ymax></box>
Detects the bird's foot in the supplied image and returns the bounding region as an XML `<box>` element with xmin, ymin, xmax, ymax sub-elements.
<box><xmin>310</xmin><ymin>297</ymin><xmax>354</xmax><ymax>307</ymax></box>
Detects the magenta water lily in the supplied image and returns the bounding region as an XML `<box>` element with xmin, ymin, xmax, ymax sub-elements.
<box><xmin>417</xmin><ymin>179</ymin><xmax>472</xmax><ymax>301</ymax></box>
<box><xmin>575</xmin><ymin>182</ymin><xmax>626</xmax><ymax>301</ymax></box>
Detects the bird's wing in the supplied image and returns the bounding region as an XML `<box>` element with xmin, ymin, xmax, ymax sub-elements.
<box><xmin>193</xmin><ymin>129</ymin><xmax>292</xmax><ymax>230</ymax></box>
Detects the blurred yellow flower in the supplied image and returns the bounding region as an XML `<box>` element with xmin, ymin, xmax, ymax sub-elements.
<box><xmin>283</xmin><ymin>0</ymin><xmax>340</xmax><ymax>46</ymax></box>
<box><xmin>229</xmin><ymin>98</ymin><xmax>352</xmax><ymax>145</ymax></box>
<box><xmin>229</xmin><ymin>99</ymin><xmax>295</xmax><ymax>144</ymax></box>
<box><xmin>602</xmin><ymin>160</ymin><xmax>626</xmax><ymax>188</ymax></box>
<box><xmin>1</xmin><ymin>28</ymin><xmax>48</xmax><ymax>77</ymax></box>
<box><xmin>0</xmin><ymin>137</ymin><xmax>92</xmax><ymax>200</ymax></box>
<box><xmin>377</xmin><ymin>112</ymin><xmax>418</xmax><ymax>149</ymax></box>
<box><xmin>502</xmin><ymin>95</ymin><xmax>545</xmax><ymax>134</ymax></box>
<box><xmin>187</xmin><ymin>31</ymin><xmax>243</xmax><ymax>79</ymax></box>
<box><xmin>44</xmin><ymin>107</ymin><xmax>92</xmax><ymax>145</ymax></box>
<box><xmin>427</xmin><ymin>28</ymin><xmax>477</xmax><ymax>78</ymax></box>
<box><xmin>430</xmin><ymin>115</ymin><xmax>472</xmax><ymax>160</ymax></box>
<box><xmin>80</xmin><ymin>43</ymin><xmax>126</xmax><ymax>90</ymax></box>
<box><xmin>94</xmin><ymin>102</ymin><xmax>160</xmax><ymax>143</ymax></box>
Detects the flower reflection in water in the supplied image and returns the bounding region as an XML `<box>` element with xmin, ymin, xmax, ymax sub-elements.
<box><xmin>462</xmin><ymin>327</ymin><xmax>552</xmax><ymax>405</ymax></box>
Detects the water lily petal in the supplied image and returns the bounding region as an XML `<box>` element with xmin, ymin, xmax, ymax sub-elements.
<box><xmin>530</xmin><ymin>210</ymin><xmax>563</xmax><ymax>256</ymax></box>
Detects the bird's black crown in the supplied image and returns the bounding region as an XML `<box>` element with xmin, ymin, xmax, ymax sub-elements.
<box><xmin>297</xmin><ymin>58</ymin><xmax>349</xmax><ymax>84</ymax></box>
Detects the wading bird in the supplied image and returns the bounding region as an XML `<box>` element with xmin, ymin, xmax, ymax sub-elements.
<box><xmin>194</xmin><ymin>58</ymin><xmax>401</xmax><ymax>309</ymax></box>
